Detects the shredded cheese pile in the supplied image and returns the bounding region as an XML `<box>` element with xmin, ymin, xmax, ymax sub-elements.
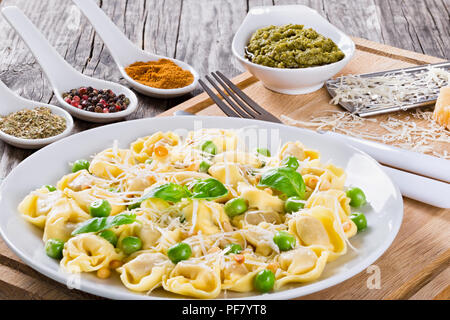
<box><xmin>328</xmin><ymin>67</ymin><xmax>449</xmax><ymax>113</ymax></box>
<box><xmin>281</xmin><ymin>109</ymin><xmax>450</xmax><ymax>159</ymax></box>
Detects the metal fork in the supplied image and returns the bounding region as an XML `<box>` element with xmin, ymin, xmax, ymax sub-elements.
<box><xmin>198</xmin><ymin>71</ymin><xmax>282</xmax><ymax>123</ymax></box>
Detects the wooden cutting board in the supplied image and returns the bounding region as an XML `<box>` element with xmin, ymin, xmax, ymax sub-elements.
<box><xmin>0</xmin><ymin>37</ymin><xmax>448</xmax><ymax>300</ymax></box>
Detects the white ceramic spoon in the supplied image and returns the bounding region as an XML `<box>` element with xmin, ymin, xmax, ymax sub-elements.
<box><xmin>0</xmin><ymin>80</ymin><xmax>73</xmax><ymax>149</ymax></box>
<box><xmin>72</xmin><ymin>0</ymin><xmax>199</xmax><ymax>98</ymax></box>
<box><xmin>1</xmin><ymin>6</ymin><xmax>138</xmax><ymax>123</ymax></box>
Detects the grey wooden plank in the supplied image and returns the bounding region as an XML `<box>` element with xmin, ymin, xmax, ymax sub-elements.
<box><xmin>275</xmin><ymin>0</ymin><xmax>384</xmax><ymax>42</ymax></box>
<box><xmin>248</xmin><ymin>0</ymin><xmax>274</xmax><ymax>8</ymax></box>
<box><xmin>0</xmin><ymin>0</ymin><xmax>183</xmax><ymax>172</ymax></box>
<box><xmin>375</xmin><ymin>0</ymin><xmax>449</xmax><ymax>59</ymax></box>
<box><xmin>273</xmin><ymin>0</ymin><xmax>326</xmax><ymax>14</ymax></box>
<box><xmin>0</xmin><ymin>0</ymin><xmax>77</xmax><ymax>175</ymax></box>
<box><xmin>167</xmin><ymin>0</ymin><xmax>249</xmax><ymax>107</ymax></box>
<box><xmin>275</xmin><ymin>0</ymin><xmax>449</xmax><ymax>59</ymax></box>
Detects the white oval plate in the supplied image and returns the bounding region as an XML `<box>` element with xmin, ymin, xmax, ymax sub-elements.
<box><xmin>0</xmin><ymin>116</ymin><xmax>403</xmax><ymax>300</ymax></box>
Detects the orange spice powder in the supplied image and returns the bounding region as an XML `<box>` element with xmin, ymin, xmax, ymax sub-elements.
<box><xmin>124</xmin><ymin>58</ymin><xmax>194</xmax><ymax>89</ymax></box>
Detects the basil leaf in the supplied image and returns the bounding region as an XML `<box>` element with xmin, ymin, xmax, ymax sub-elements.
<box><xmin>258</xmin><ymin>167</ymin><xmax>305</xmax><ymax>198</ymax></box>
<box><xmin>143</xmin><ymin>183</ymin><xmax>192</xmax><ymax>203</ymax></box>
<box><xmin>190</xmin><ymin>178</ymin><xmax>228</xmax><ymax>200</ymax></box>
<box><xmin>72</xmin><ymin>212</ymin><xmax>137</xmax><ymax>236</ymax></box>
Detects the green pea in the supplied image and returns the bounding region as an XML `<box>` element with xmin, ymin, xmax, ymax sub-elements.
<box><xmin>167</xmin><ymin>242</ymin><xmax>192</xmax><ymax>264</ymax></box>
<box><xmin>121</xmin><ymin>236</ymin><xmax>142</xmax><ymax>255</ymax></box>
<box><xmin>108</xmin><ymin>187</ymin><xmax>118</xmax><ymax>193</ymax></box>
<box><xmin>199</xmin><ymin>160</ymin><xmax>211</xmax><ymax>173</ymax></box>
<box><xmin>89</xmin><ymin>199</ymin><xmax>112</xmax><ymax>217</ymax></box>
<box><xmin>99</xmin><ymin>230</ymin><xmax>118</xmax><ymax>247</ymax></box>
<box><xmin>45</xmin><ymin>185</ymin><xmax>57</xmax><ymax>192</ymax></box>
<box><xmin>351</xmin><ymin>212</ymin><xmax>367</xmax><ymax>231</ymax></box>
<box><xmin>273</xmin><ymin>231</ymin><xmax>296</xmax><ymax>251</ymax></box>
<box><xmin>253</xmin><ymin>269</ymin><xmax>275</xmax><ymax>293</ymax></box>
<box><xmin>282</xmin><ymin>156</ymin><xmax>299</xmax><ymax>170</ymax></box>
<box><xmin>284</xmin><ymin>196</ymin><xmax>304</xmax><ymax>213</ymax></box>
<box><xmin>347</xmin><ymin>187</ymin><xmax>367</xmax><ymax>208</ymax></box>
<box><xmin>145</xmin><ymin>158</ymin><xmax>153</xmax><ymax>165</ymax></box>
<box><xmin>257</xmin><ymin>148</ymin><xmax>271</xmax><ymax>157</ymax></box>
<box><xmin>72</xmin><ymin>159</ymin><xmax>90</xmax><ymax>173</ymax></box>
<box><xmin>45</xmin><ymin>239</ymin><xmax>65</xmax><ymax>260</ymax></box>
<box><xmin>127</xmin><ymin>201</ymin><xmax>141</xmax><ymax>210</ymax></box>
<box><xmin>201</xmin><ymin>140</ymin><xmax>217</xmax><ymax>155</ymax></box>
<box><xmin>225</xmin><ymin>243</ymin><xmax>242</xmax><ymax>255</ymax></box>
<box><xmin>224</xmin><ymin>198</ymin><xmax>248</xmax><ymax>217</ymax></box>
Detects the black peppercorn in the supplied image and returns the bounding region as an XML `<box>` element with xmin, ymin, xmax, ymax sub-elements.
<box><xmin>61</xmin><ymin>87</ymin><xmax>129</xmax><ymax>113</ymax></box>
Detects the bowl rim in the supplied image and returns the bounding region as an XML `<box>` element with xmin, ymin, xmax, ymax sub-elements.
<box><xmin>231</xmin><ymin>4</ymin><xmax>355</xmax><ymax>72</ymax></box>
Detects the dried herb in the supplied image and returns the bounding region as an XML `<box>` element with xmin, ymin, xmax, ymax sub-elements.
<box><xmin>0</xmin><ymin>107</ymin><xmax>66</xmax><ymax>139</ymax></box>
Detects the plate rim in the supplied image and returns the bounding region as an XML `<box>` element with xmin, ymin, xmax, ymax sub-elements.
<box><xmin>0</xmin><ymin>115</ymin><xmax>404</xmax><ymax>300</ymax></box>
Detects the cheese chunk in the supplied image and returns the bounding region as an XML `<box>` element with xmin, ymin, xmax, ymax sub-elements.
<box><xmin>433</xmin><ymin>86</ymin><xmax>450</xmax><ymax>130</ymax></box>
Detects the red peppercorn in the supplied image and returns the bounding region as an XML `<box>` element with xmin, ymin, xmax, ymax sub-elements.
<box><xmin>62</xmin><ymin>87</ymin><xmax>127</xmax><ymax>113</ymax></box>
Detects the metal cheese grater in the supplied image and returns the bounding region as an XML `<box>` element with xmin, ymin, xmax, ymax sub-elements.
<box><xmin>325</xmin><ymin>61</ymin><xmax>450</xmax><ymax>117</ymax></box>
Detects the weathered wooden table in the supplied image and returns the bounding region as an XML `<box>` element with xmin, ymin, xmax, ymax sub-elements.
<box><xmin>0</xmin><ymin>0</ymin><xmax>448</xmax><ymax>299</ymax></box>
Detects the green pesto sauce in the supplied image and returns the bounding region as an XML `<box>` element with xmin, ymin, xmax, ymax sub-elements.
<box><xmin>245</xmin><ymin>24</ymin><xmax>345</xmax><ymax>69</ymax></box>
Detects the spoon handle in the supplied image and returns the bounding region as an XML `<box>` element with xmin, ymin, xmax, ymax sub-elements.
<box><xmin>1</xmin><ymin>6</ymin><xmax>78</xmax><ymax>91</ymax></box>
<box><xmin>0</xmin><ymin>80</ymin><xmax>24</xmax><ymax>110</ymax></box>
<box><xmin>72</xmin><ymin>0</ymin><xmax>139</xmax><ymax>67</ymax></box>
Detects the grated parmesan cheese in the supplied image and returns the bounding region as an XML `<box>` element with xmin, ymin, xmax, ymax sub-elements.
<box><xmin>281</xmin><ymin>109</ymin><xmax>450</xmax><ymax>159</ymax></box>
<box><xmin>328</xmin><ymin>67</ymin><xmax>449</xmax><ymax>113</ymax></box>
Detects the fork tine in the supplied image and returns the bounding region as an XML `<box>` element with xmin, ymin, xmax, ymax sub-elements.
<box><xmin>215</xmin><ymin>71</ymin><xmax>282</xmax><ymax>123</ymax></box>
<box><xmin>216</xmin><ymin>71</ymin><xmax>269</xmax><ymax>115</ymax></box>
<box><xmin>211</xmin><ymin>72</ymin><xmax>259</xmax><ymax>118</ymax></box>
<box><xmin>198</xmin><ymin>79</ymin><xmax>240</xmax><ymax>118</ymax></box>
<box><xmin>204</xmin><ymin>75</ymin><xmax>252</xmax><ymax>119</ymax></box>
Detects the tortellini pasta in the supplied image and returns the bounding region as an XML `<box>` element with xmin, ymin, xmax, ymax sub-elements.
<box><xmin>237</xmin><ymin>182</ymin><xmax>284</xmax><ymax>213</ymax></box>
<box><xmin>118</xmin><ymin>252</ymin><xmax>172</xmax><ymax>292</ymax></box>
<box><xmin>182</xmin><ymin>200</ymin><xmax>231</xmax><ymax>235</ymax></box>
<box><xmin>19</xmin><ymin>128</ymin><xmax>366</xmax><ymax>298</ymax></box>
<box><xmin>274</xmin><ymin>247</ymin><xmax>329</xmax><ymax>289</ymax></box>
<box><xmin>89</xmin><ymin>148</ymin><xmax>135</xmax><ymax>179</ymax></box>
<box><xmin>208</xmin><ymin>163</ymin><xmax>245</xmax><ymax>188</ymax></box>
<box><xmin>43</xmin><ymin>198</ymin><xmax>91</xmax><ymax>242</ymax></box>
<box><xmin>61</xmin><ymin>234</ymin><xmax>121</xmax><ymax>273</ymax></box>
<box><xmin>221</xmin><ymin>253</ymin><xmax>265</xmax><ymax>292</ymax></box>
<box><xmin>63</xmin><ymin>187</ymin><xmax>125</xmax><ymax>215</ymax></box>
<box><xmin>131</xmin><ymin>131</ymin><xmax>180</xmax><ymax>163</ymax></box>
<box><xmin>163</xmin><ymin>262</ymin><xmax>222</xmax><ymax>299</ymax></box>
<box><xmin>18</xmin><ymin>187</ymin><xmax>64</xmax><ymax>228</ymax></box>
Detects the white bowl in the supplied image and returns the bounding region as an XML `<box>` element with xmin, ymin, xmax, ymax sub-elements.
<box><xmin>0</xmin><ymin>116</ymin><xmax>403</xmax><ymax>299</ymax></box>
<box><xmin>0</xmin><ymin>80</ymin><xmax>73</xmax><ymax>149</ymax></box>
<box><xmin>0</xmin><ymin>105</ymin><xmax>73</xmax><ymax>149</ymax></box>
<box><xmin>232</xmin><ymin>5</ymin><xmax>355</xmax><ymax>95</ymax></box>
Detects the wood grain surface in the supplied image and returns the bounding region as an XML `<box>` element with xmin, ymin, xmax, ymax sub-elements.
<box><xmin>0</xmin><ymin>0</ymin><xmax>448</xmax><ymax>300</ymax></box>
